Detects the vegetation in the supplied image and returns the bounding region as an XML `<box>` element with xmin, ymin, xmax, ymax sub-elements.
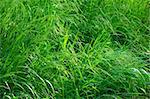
<box><xmin>0</xmin><ymin>0</ymin><xmax>150</xmax><ymax>98</ymax></box>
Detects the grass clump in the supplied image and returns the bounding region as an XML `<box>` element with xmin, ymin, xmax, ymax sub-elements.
<box><xmin>0</xmin><ymin>0</ymin><xmax>150</xmax><ymax>98</ymax></box>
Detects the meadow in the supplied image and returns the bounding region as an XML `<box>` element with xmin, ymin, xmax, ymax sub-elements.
<box><xmin>0</xmin><ymin>0</ymin><xmax>150</xmax><ymax>98</ymax></box>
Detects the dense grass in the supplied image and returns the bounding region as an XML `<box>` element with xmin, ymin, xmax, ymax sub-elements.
<box><xmin>0</xmin><ymin>0</ymin><xmax>150</xmax><ymax>98</ymax></box>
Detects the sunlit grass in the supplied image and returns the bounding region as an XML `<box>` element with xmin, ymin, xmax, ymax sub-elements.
<box><xmin>0</xmin><ymin>0</ymin><xmax>150</xmax><ymax>98</ymax></box>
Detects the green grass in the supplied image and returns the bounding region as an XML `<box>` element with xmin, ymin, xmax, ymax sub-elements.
<box><xmin>0</xmin><ymin>0</ymin><xmax>150</xmax><ymax>98</ymax></box>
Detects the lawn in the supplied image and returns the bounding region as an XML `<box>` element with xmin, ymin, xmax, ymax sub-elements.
<box><xmin>0</xmin><ymin>0</ymin><xmax>150</xmax><ymax>98</ymax></box>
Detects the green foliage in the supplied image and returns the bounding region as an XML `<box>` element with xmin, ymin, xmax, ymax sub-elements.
<box><xmin>0</xmin><ymin>0</ymin><xmax>150</xmax><ymax>98</ymax></box>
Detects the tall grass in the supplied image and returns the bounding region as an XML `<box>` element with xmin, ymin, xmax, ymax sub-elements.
<box><xmin>0</xmin><ymin>0</ymin><xmax>150</xmax><ymax>98</ymax></box>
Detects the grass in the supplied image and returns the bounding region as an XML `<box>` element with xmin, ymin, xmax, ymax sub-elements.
<box><xmin>0</xmin><ymin>0</ymin><xmax>150</xmax><ymax>98</ymax></box>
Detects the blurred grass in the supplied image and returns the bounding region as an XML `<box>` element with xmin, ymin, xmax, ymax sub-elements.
<box><xmin>0</xmin><ymin>0</ymin><xmax>150</xmax><ymax>98</ymax></box>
